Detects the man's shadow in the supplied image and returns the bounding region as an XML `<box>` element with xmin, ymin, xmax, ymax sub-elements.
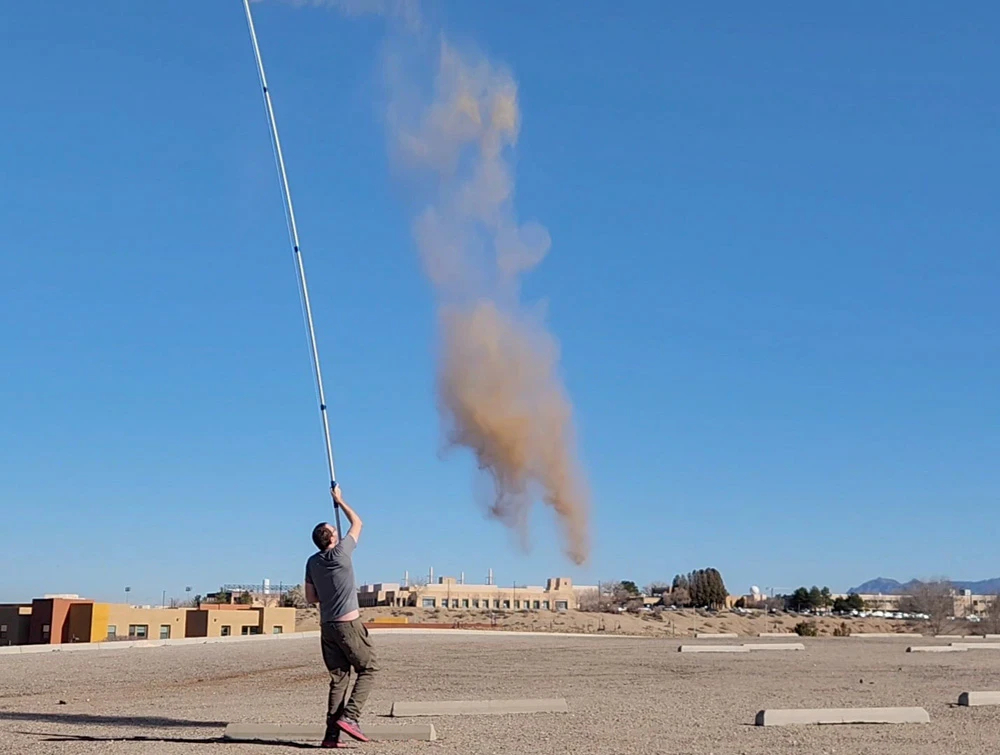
<box><xmin>0</xmin><ymin>711</ymin><xmax>224</xmax><ymax>728</ymax></box>
<box><xmin>4</xmin><ymin>714</ymin><xmax>320</xmax><ymax>749</ymax></box>
<box><xmin>37</xmin><ymin>733</ymin><xmax>316</xmax><ymax>749</ymax></box>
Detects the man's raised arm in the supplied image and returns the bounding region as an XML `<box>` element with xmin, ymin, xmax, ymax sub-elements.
<box><xmin>332</xmin><ymin>485</ymin><xmax>363</xmax><ymax>545</ymax></box>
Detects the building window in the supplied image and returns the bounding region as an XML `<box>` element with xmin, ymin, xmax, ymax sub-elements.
<box><xmin>494</xmin><ymin>600</ymin><xmax>500</xmax><ymax>609</ymax></box>
<box><xmin>221</xmin><ymin>625</ymin><xmax>231</xmax><ymax>636</ymax></box>
<box><xmin>462</xmin><ymin>599</ymin><xmax>469</xmax><ymax>608</ymax></box>
<box><xmin>542</xmin><ymin>601</ymin><xmax>550</xmax><ymax>610</ymax></box>
<box><xmin>472</xmin><ymin>599</ymin><xmax>479</xmax><ymax>608</ymax></box>
<box><xmin>241</xmin><ymin>626</ymin><xmax>261</xmax><ymax>635</ymax></box>
<box><xmin>0</xmin><ymin>624</ymin><xmax>7</xmax><ymax>640</ymax></box>
<box><xmin>128</xmin><ymin>625</ymin><xmax>148</xmax><ymax>639</ymax></box>
<box><xmin>41</xmin><ymin>624</ymin><xmax>51</xmax><ymax>642</ymax></box>
<box><xmin>159</xmin><ymin>625</ymin><xmax>171</xmax><ymax>640</ymax></box>
<box><xmin>502</xmin><ymin>600</ymin><xmax>510</xmax><ymax>609</ymax></box>
<box><xmin>272</xmin><ymin>626</ymin><xmax>283</xmax><ymax>634</ymax></box>
<box><xmin>107</xmin><ymin>625</ymin><xmax>117</xmax><ymax>639</ymax></box>
<box><xmin>422</xmin><ymin>598</ymin><xmax>435</xmax><ymax>608</ymax></box>
<box><xmin>452</xmin><ymin>599</ymin><xmax>459</xmax><ymax>608</ymax></box>
<box><xmin>514</xmin><ymin>601</ymin><xmax>521</xmax><ymax>609</ymax></box>
<box><xmin>531</xmin><ymin>600</ymin><xmax>540</xmax><ymax>610</ymax></box>
<box><xmin>555</xmin><ymin>601</ymin><xmax>568</xmax><ymax>611</ymax></box>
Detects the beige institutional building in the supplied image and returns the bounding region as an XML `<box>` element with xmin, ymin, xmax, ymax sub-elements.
<box><xmin>831</xmin><ymin>590</ymin><xmax>996</xmax><ymax>618</ymax></box>
<box><xmin>358</xmin><ymin>576</ymin><xmax>595</xmax><ymax>612</ymax></box>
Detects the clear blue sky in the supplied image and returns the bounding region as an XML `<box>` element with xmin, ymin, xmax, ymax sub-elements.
<box><xmin>2</xmin><ymin>1</ymin><xmax>997</xmax><ymax>605</ymax></box>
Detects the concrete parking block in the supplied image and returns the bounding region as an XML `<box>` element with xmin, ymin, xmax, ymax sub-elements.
<box><xmin>958</xmin><ymin>691</ymin><xmax>1000</xmax><ymax>707</ymax></box>
<box><xmin>907</xmin><ymin>646</ymin><xmax>967</xmax><ymax>653</ymax></box>
<box><xmin>742</xmin><ymin>643</ymin><xmax>805</xmax><ymax>651</ymax></box>
<box><xmin>678</xmin><ymin>645</ymin><xmax>749</xmax><ymax>653</ymax></box>
<box><xmin>755</xmin><ymin>707</ymin><xmax>930</xmax><ymax>726</ymax></box>
<box><xmin>390</xmin><ymin>698</ymin><xmax>569</xmax><ymax>717</ymax></box>
<box><xmin>695</xmin><ymin>632</ymin><xmax>738</xmax><ymax>638</ymax></box>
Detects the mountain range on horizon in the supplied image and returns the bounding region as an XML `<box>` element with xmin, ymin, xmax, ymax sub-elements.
<box><xmin>849</xmin><ymin>577</ymin><xmax>1000</xmax><ymax>595</ymax></box>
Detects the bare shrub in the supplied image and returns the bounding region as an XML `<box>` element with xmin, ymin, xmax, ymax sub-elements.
<box><xmin>984</xmin><ymin>594</ymin><xmax>1000</xmax><ymax>635</ymax></box>
<box><xmin>577</xmin><ymin>589</ymin><xmax>600</xmax><ymax>612</ymax></box>
<box><xmin>900</xmin><ymin>579</ymin><xmax>954</xmax><ymax>635</ymax></box>
<box><xmin>794</xmin><ymin>621</ymin><xmax>818</xmax><ymax>637</ymax></box>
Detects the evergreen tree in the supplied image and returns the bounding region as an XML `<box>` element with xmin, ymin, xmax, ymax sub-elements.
<box><xmin>789</xmin><ymin>587</ymin><xmax>810</xmax><ymax>611</ymax></box>
<box><xmin>620</xmin><ymin>580</ymin><xmax>640</xmax><ymax>596</ymax></box>
<box><xmin>808</xmin><ymin>586</ymin><xmax>823</xmax><ymax>609</ymax></box>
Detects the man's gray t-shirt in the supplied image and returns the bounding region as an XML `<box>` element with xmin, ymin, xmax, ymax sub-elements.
<box><xmin>305</xmin><ymin>535</ymin><xmax>359</xmax><ymax>623</ymax></box>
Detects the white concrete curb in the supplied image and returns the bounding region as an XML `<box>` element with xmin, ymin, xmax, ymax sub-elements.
<box><xmin>0</xmin><ymin>630</ymin><xmax>321</xmax><ymax>656</ymax></box>
<box><xmin>755</xmin><ymin>706</ymin><xmax>930</xmax><ymax>726</ymax></box>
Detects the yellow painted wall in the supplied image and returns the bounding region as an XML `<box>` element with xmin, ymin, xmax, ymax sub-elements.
<box><xmin>90</xmin><ymin>603</ymin><xmax>110</xmax><ymax>642</ymax></box>
<box><xmin>204</xmin><ymin>609</ymin><xmax>262</xmax><ymax>637</ymax></box>
<box><xmin>104</xmin><ymin>605</ymin><xmax>189</xmax><ymax>640</ymax></box>
<box><xmin>261</xmin><ymin>606</ymin><xmax>295</xmax><ymax>634</ymax></box>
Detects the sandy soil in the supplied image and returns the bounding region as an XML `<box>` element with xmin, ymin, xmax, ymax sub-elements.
<box><xmin>296</xmin><ymin>605</ymin><xmax>931</xmax><ymax>637</ymax></box>
<box><xmin>2</xmin><ymin>631</ymin><xmax>999</xmax><ymax>754</ymax></box>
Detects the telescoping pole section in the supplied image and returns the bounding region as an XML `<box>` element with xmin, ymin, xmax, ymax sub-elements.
<box><xmin>242</xmin><ymin>0</ymin><xmax>342</xmax><ymax>534</ymax></box>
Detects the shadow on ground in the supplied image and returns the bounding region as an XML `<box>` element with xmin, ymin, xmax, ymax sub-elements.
<box><xmin>15</xmin><ymin>732</ymin><xmax>315</xmax><ymax>749</ymax></box>
<box><xmin>0</xmin><ymin>712</ymin><xmax>226</xmax><ymax>728</ymax></box>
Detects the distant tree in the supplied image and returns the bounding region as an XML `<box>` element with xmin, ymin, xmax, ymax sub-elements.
<box><xmin>685</xmin><ymin>571</ymin><xmax>700</xmax><ymax>607</ymax></box>
<box><xmin>645</xmin><ymin>582</ymin><xmax>671</xmax><ymax>597</ymax></box>
<box><xmin>680</xmin><ymin>568</ymin><xmax>728</xmax><ymax>608</ymax></box>
<box><xmin>820</xmin><ymin>587</ymin><xmax>832</xmax><ymax>607</ymax></box>
<box><xmin>282</xmin><ymin>584</ymin><xmax>309</xmax><ymax>609</ymax></box>
<box><xmin>981</xmin><ymin>594</ymin><xmax>1000</xmax><ymax>634</ymax></box>
<box><xmin>577</xmin><ymin>589</ymin><xmax>600</xmax><ymax>612</ymax></box>
<box><xmin>620</xmin><ymin>580</ymin><xmax>640</xmax><ymax>597</ymax></box>
<box><xmin>900</xmin><ymin>579</ymin><xmax>954</xmax><ymax>635</ymax></box>
<box><xmin>807</xmin><ymin>586</ymin><xmax>823</xmax><ymax>609</ymax></box>
<box><xmin>765</xmin><ymin>596</ymin><xmax>785</xmax><ymax>612</ymax></box>
<box><xmin>237</xmin><ymin>591</ymin><xmax>253</xmax><ymax>606</ymax></box>
<box><xmin>666</xmin><ymin>587</ymin><xmax>690</xmax><ymax>607</ymax></box>
<box><xmin>788</xmin><ymin>587</ymin><xmax>810</xmax><ymax>612</ymax></box>
<box><xmin>708</xmin><ymin>569</ymin><xmax>728</xmax><ymax>608</ymax></box>
<box><xmin>833</xmin><ymin>593</ymin><xmax>865</xmax><ymax>614</ymax></box>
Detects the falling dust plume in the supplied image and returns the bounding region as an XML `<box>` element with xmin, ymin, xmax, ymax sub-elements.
<box><xmin>268</xmin><ymin>0</ymin><xmax>589</xmax><ymax>563</ymax></box>
<box><xmin>390</xmin><ymin>40</ymin><xmax>589</xmax><ymax>565</ymax></box>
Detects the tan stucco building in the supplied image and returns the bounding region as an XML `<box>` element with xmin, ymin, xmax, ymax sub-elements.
<box><xmin>1</xmin><ymin>596</ymin><xmax>295</xmax><ymax>645</ymax></box>
<box><xmin>0</xmin><ymin>604</ymin><xmax>32</xmax><ymax>646</ymax></box>
<box><xmin>359</xmin><ymin>576</ymin><xmax>595</xmax><ymax>612</ymax></box>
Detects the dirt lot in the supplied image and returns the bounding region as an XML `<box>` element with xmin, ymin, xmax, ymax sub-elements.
<box><xmin>298</xmin><ymin>605</ymin><xmax>935</xmax><ymax>637</ymax></box>
<box><xmin>2</xmin><ymin>632</ymin><xmax>999</xmax><ymax>754</ymax></box>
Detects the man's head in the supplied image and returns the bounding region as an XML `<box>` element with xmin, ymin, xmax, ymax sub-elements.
<box><xmin>312</xmin><ymin>521</ymin><xmax>339</xmax><ymax>551</ymax></box>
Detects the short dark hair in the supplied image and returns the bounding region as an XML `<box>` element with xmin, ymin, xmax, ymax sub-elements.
<box><xmin>312</xmin><ymin>522</ymin><xmax>335</xmax><ymax>550</ymax></box>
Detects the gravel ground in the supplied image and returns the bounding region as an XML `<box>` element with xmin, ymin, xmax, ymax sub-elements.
<box><xmin>2</xmin><ymin>633</ymin><xmax>999</xmax><ymax>754</ymax></box>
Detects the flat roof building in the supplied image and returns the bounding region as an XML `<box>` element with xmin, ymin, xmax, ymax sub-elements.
<box><xmin>358</xmin><ymin>576</ymin><xmax>596</xmax><ymax>612</ymax></box>
<box><xmin>0</xmin><ymin>597</ymin><xmax>295</xmax><ymax>646</ymax></box>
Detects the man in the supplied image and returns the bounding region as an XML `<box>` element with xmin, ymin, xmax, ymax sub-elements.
<box><xmin>305</xmin><ymin>485</ymin><xmax>378</xmax><ymax>748</ymax></box>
